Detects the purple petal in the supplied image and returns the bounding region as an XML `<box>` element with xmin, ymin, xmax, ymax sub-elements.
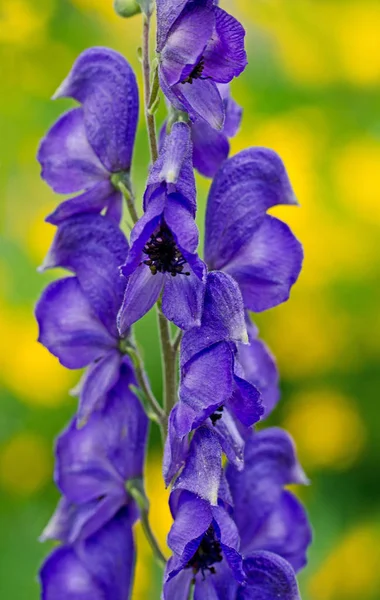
<box><xmin>172</xmin><ymin>78</ymin><xmax>225</xmax><ymax>130</ymax></box>
<box><xmin>145</xmin><ymin>122</ymin><xmax>196</xmax><ymax>215</ymax></box>
<box><xmin>76</xmin><ymin>350</ymin><xmax>122</xmax><ymax>425</ymax></box>
<box><xmin>194</xmin><ymin>578</ymin><xmax>220</xmax><ymax>600</ymax></box>
<box><xmin>222</xmin><ymin>87</ymin><xmax>243</xmax><ymax>138</ymax></box>
<box><xmin>163</xmin><ymin>561</ymin><xmax>192</xmax><ymax>600</ymax></box>
<box><xmin>40</xmin><ymin>497</ymin><xmax>74</xmax><ymax>543</ymax></box>
<box><xmin>54</xmin><ymin>48</ymin><xmax>139</xmax><ymax>172</ymax></box>
<box><xmin>212</xmin><ymin>507</ymin><xmax>245</xmax><ymax>584</ymax></box>
<box><xmin>237</xmin><ymin>322</ymin><xmax>279</xmax><ymax>418</ymax></box>
<box><xmin>177</xmin><ymin>342</ymin><xmax>234</xmax><ymax>436</ymax></box>
<box><xmin>228</xmin><ymin>375</ymin><xmax>263</xmax><ymax>427</ymax></box>
<box><xmin>162</xmin><ymin>268</ymin><xmax>205</xmax><ymax>330</ymax></box>
<box><xmin>238</xmin><ymin>552</ymin><xmax>301</xmax><ymax>600</ymax></box>
<box><xmin>117</xmin><ymin>264</ymin><xmax>164</xmax><ymax>333</ymax></box>
<box><xmin>156</xmin><ymin>0</ymin><xmax>190</xmax><ymax>52</ymax></box>
<box><xmin>202</xmin><ymin>7</ymin><xmax>247</xmax><ymax>83</ymax></box>
<box><xmin>248</xmin><ymin>491</ymin><xmax>312</xmax><ymax>573</ymax></box>
<box><xmin>181</xmin><ymin>272</ymin><xmax>248</xmax><ymax>365</ymax></box>
<box><xmin>205</xmin><ymin>148</ymin><xmax>298</xmax><ymax>270</ymax></box>
<box><xmin>38</xmin><ymin>108</ymin><xmax>108</xmax><ymax>194</ymax></box>
<box><xmin>46</xmin><ymin>180</ymin><xmax>119</xmax><ymax>226</ymax></box>
<box><xmin>40</xmin><ymin>547</ymin><xmax>102</xmax><ymax>599</ymax></box>
<box><xmin>163</xmin><ymin>406</ymin><xmax>190</xmax><ymax>487</ymax></box>
<box><xmin>207</xmin><ymin>408</ymin><xmax>245</xmax><ymax>470</ymax></box>
<box><xmin>224</xmin><ymin>215</ymin><xmax>303</xmax><ymax>312</ymax></box>
<box><xmin>226</xmin><ymin>428</ymin><xmax>308</xmax><ymax>552</ymax></box>
<box><xmin>160</xmin><ymin>4</ymin><xmax>214</xmax><ymax>86</ymax></box>
<box><xmin>191</xmin><ymin>119</ymin><xmax>230</xmax><ymax>178</ymax></box>
<box><xmin>173</xmin><ymin>427</ymin><xmax>222</xmax><ymax>504</ymax></box>
<box><xmin>168</xmin><ymin>492</ymin><xmax>213</xmax><ymax>561</ymax></box>
<box><xmin>164</xmin><ymin>194</ymin><xmax>199</xmax><ymax>254</ymax></box>
<box><xmin>40</xmin><ymin>213</ymin><xmax>129</xmax><ymax>337</ymax></box>
<box><xmin>36</xmin><ymin>277</ymin><xmax>115</xmax><ymax>369</ymax></box>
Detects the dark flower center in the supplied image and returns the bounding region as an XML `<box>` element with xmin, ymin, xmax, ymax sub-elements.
<box><xmin>210</xmin><ymin>406</ymin><xmax>224</xmax><ymax>426</ymax></box>
<box><xmin>143</xmin><ymin>224</ymin><xmax>190</xmax><ymax>277</ymax></box>
<box><xmin>186</xmin><ymin>525</ymin><xmax>223</xmax><ymax>580</ymax></box>
<box><xmin>181</xmin><ymin>58</ymin><xmax>205</xmax><ymax>84</ymax></box>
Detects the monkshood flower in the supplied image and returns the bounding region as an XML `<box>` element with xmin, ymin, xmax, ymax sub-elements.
<box><xmin>118</xmin><ymin>122</ymin><xmax>206</xmax><ymax>332</ymax></box>
<box><xmin>38</xmin><ymin>47</ymin><xmax>139</xmax><ymax>225</ymax></box>
<box><xmin>40</xmin><ymin>506</ymin><xmax>135</xmax><ymax>600</ymax></box>
<box><xmin>204</xmin><ymin>147</ymin><xmax>304</xmax><ymax>312</ymax></box>
<box><xmin>220</xmin><ymin>427</ymin><xmax>312</xmax><ymax>599</ymax></box>
<box><xmin>156</xmin><ymin>0</ymin><xmax>247</xmax><ymax>129</ymax></box>
<box><xmin>40</xmin><ymin>369</ymin><xmax>148</xmax><ymax>545</ymax></box>
<box><xmin>160</xmin><ymin>84</ymin><xmax>242</xmax><ymax>178</ymax></box>
<box><xmin>36</xmin><ymin>213</ymin><xmax>132</xmax><ymax>423</ymax></box>
<box><xmin>172</xmin><ymin>271</ymin><xmax>264</xmax><ymax>468</ymax></box>
<box><xmin>163</xmin><ymin>427</ymin><xmax>245</xmax><ymax>598</ymax></box>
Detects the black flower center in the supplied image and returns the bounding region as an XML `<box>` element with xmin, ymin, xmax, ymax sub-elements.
<box><xmin>143</xmin><ymin>224</ymin><xmax>190</xmax><ymax>277</ymax></box>
<box><xmin>210</xmin><ymin>406</ymin><xmax>224</xmax><ymax>426</ymax></box>
<box><xmin>181</xmin><ymin>58</ymin><xmax>205</xmax><ymax>84</ymax></box>
<box><xmin>186</xmin><ymin>526</ymin><xmax>223</xmax><ymax>580</ymax></box>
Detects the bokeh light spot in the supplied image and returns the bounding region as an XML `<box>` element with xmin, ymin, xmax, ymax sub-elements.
<box><xmin>283</xmin><ymin>389</ymin><xmax>365</xmax><ymax>470</ymax></box>
<box><xmin>0</xmin><ymin>432</ymin><xmax>51</xmax><ymax>496</ymax></box>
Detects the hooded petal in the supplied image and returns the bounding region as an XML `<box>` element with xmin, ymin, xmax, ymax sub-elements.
<box><xmin>46</xmin><ymin>180</ymin><xmax>120</xmax><ymax>226</ymax></box>
<box><xmin>56</xmin><ymin>367</ymin><xmax>148</xmax><ymax>508</ymax></box>
<box><xmin>156</xmin><ymin>0</ymin><xmax>190</xmax><ymax>52</ymax></box>
<box><xmin>37</xmin><ymin>108</ymin><xmax>109</xmax><ymax>194</ymax></box>
<box><xmin>177</xmin><ymin>342</ymin><xmax>234</xmax><ymax>436</ymax></box>
<box><xmin>54</xmin><ymin>47</ymin><xmax>139</xmax><ymax>172</ymax></box>
<box><xmin>40</xmin><ymin>213</ymin><xmax>129</xmax><ymax>337</ymax></box>
<box><xmin>205</xmin><ymin>147</ymin><xmax>298</xmax><ymax>270</ymax></box>
<box><xmin>145</xmin><ymin>122</ymin><xmax>196</xmax><ymax>215</ymax></box>
<box><xmin>181</xmin><ymin>272</ymin><xmax>248</xmax><ymax>365</ymax></box>
<box><xmin>159</xmin><ymin>3</ymin><xmax>214</xmax><ymax>86</ymax></box>
<box><xmin>237</xmin><ymin>321</ymin><xmax>279</xmax><ymax>418</ymax></box>
<box><xmin>224</xmin><ymin>215</ymin><xmax>303</xmax><ymax>312</ymax></box>
<box><xmin>172</xmin><ymin>78</ymin><xmax>225</xmax><ymax>130</ymax></box>
<box><xmin>249</xmin><ymin>491</ymin><xmax>312</xmax><ymax>573</ymax></box>
<box><xmin>36</xmin><ymin>277</ymin><xmax>115</xmax><ymax>370</ymax></box>
<box><xmin>226</xmin><ymin>428</ymin><xmax>309</xmax><ymax>552</ymax></box>
<box><xmin>172</xmin><ymin>427</ymin><xmax>222</xmax><ymax>505</ymax></box>
<box><xmin>238</xmin><ymin>552</ymin><xmax>301</xmax><ymax>600</ymax></box>
<box><xmin>202</xmin><ymin>7</ymin><xmax>247</xmax><ymax>83</ymax></box>
<box><xmin>117</xmin><ymin>264</ymin><xmax>165</xmax><ymax>333</ymax></box>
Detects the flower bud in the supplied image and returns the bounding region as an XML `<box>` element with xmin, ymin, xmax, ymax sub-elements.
<box><xmin>113</xmin><ymin>0</ymin><xmax>141</xmax><ymax>18</ymax></box>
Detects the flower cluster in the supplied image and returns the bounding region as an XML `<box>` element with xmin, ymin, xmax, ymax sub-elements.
<box><xmin>35</xmin><ymin>1</ymin><xmax>311</xmax><ymax>599</ymax></box>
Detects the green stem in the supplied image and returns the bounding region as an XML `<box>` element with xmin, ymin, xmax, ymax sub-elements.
<box><xmin>142</xmin><ymin>14</ymin><xmax>158</xmax><ymax>162</ymax></box>
<box><xmin>126</xmin><ymin>344</ymin><xmax>166</xmax><ymax>425</ymax></box>
<box><xmin>140</xmin><ymin>509</ymin><xmax>167</xmax><ymax>569</ymax></box>
<box><xmin>157</xmin><ymin>301</ymin><xmax>177</xmax><ymax>416</ymax></box>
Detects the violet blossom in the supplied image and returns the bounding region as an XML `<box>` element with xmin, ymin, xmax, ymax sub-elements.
<box><xmin>156</xmin><ymin>0</ymin><xmax>247</xmax><ymax>130</ymax></box>
<box><xmin>38</xmin><ymin>47</ymin><xmax>139</xmax><ymax>225</ymax></box>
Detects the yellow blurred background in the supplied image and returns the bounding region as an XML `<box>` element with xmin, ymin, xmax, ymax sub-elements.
<box><xmin>1</xmin><ymin>0</ymin><xmax>380</xmax><ymax>598</ymax></box>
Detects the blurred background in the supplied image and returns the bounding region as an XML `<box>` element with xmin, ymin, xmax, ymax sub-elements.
<box><xmin>1</xmin><ymin>0</ymin><xmax>380</xmax><ymax>597</ymax></box>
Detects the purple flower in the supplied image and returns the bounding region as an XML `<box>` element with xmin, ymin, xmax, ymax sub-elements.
<box><xmin>204</xmin><ymin>147</ymin><xmax>304</xmax><ymax>312</ymax></box>
<box><xmin>223</xmin><ymin>428</ymin><xmax>312</xmax><ymax>599</ymax></box>
<box><xmin>118</xmin><ymin>122</ymin><xmax>206</xmax><ymax>332</ymax></box>
<box><xmin>40</xmin><ymin>506</ymin><xmax>135</xmax><ymax>600</ymax></box>
<box><xmin>41</xmin><ymin>368</ymin><xmax>148</xmax><ymax>545</ymax></box>
<box><xmin>36</xmin><ymin>213</ymin><xmax>133</xmax><ymax>423</ymax></box>
<box><xmin>156</xmin><ymin>0</ymin><xmax>247</xmax><ymax>129</ymax></box>
<box><xmin>163</xmin><ymin>428</ymin><xmax>245</xmax><ymax>599</ymax></box>
<box><xmin>170</xmin><ymin>271</ymin><xmax>263</xmax><ymax>470</ymax></box>
<box><xmin>38</xmin><ymin>47</ymin><xmax>139</xmax><ymax>225</ymax></box>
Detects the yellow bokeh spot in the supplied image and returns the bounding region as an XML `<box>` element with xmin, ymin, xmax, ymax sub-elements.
<box><xmin>309</xmin><ymin>522</ymin><xmax>380</xmax><ymax>600</ymax></box>
<box><xmin>0</xmin><ymin>432</ymin><xmax>51</xmax><ymax>496</ymax></box>
<box><xmin>0</xmin><ymin>0</ymin><xmax>51</xmax><ymax>46</ymax></box>
<box><xmin>0</xmin><ymin>304</ymin><xmax>74</xmax><ymax>407</ymax></box>
<box><xmin>26</xmin><ymin>204</ymin><xmax>56</xmax><ymax>265</ymax></box>
<box><xmin>335</xmin><ymin>137</ymin><xmax>380</xmax><ymax>224</ymax></box>
<box><xmin>283</xmin><ymin>390</ymin><xmax>365</xmax><ymax>470</ymax></box>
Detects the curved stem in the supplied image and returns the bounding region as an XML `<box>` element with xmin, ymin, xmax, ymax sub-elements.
<box><xmin>142</xmin><ymin>14</ymin><xmax>158</xmax><ymax>162</ymax></box>
<box><xmin>140</xmin><ymin>508</ymin><xmax>167</xmax><ymax>569</ymax></box>
<box><xmin>157</xmin><ymin>301</ymin><xmax>177</xmax><ymax>416</ymax></box>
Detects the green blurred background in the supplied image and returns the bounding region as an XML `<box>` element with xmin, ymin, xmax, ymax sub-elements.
<box><xmin>1</xmin><ymin>0</ymin><xmax>380</xmax><ymax>597</ymax></box>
